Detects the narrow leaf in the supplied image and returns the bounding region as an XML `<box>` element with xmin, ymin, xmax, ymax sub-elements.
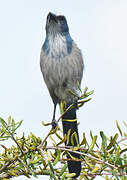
<box><xmin>66</xmin><ymin>129</ymin><xmax>71</xmax><ymax>145</ymax></box>
<box><xmin>84</xmin><ymin>87</ymin><xmax>88</xmax><ymax>94</ymax></box>
<box><xmin>74</xmin><ymin>132</ymin><xmax>79</xmax><ymax>145</ymax></box>
<box><xmin>115</xmin><ymin>146</ymin><xmax>120</xmax><ymax>164</ymax></box>
<box><xmin>55</xmin><ymin>132</ymin><xmax>62</xmax><ymax>140</ymax></box>
<box><xmin>116</xmin><ymin>120</ymin><xmax>122</xmax><ymax>136</ymax></box>
<box><xmin>13</xmin><ymin>120</ymin><xmax>23</xmax><ymax>132</ymax></box>
<box><xmin>65</xmin><ymin>173</ymin><xmax>76</xmax><ymax>178</ymax></box>
<box><xmin>8</xmin><ymin>115</ymin><xmax>11</xmax><ymax>124</ymax></box>
<box><xmin>85</xmin><ymin>90</ymin><xmax>94</xmax><ymax>97</ymax></box>
<box><xmin>42</xmin><ymin>121</ymin><xmax>51</xmax><ymax>126</ymax></box>
<box><xmin>53</xmin><ymin>149</ymin><xmax>60</xmax><ymax>166</ymax></box>
<box><xmin>77</xmin><ymin>80</ymin><xmax>82</xmax><ymax>92</ymax></box>
<box><xmin>91</xmin><ymin>166</ymin><xmax>99</xmax><ymax>173</ymax></box>
<box><xmin>58</xmin><ymin>163</ymin><xmax>68</xmax><ymax>177</ymax></box>
<box><xmin>80</xmin><ymin>133</ymin><xmax>87</xmax><ymax>146</ymax></box>
<box><xmin>48</xmin><ymin>160</ymin><xmax>54</xmax><ymax>173</ymax></box>
<box><xmin>0</xmin><ymin>118</ymin><xmax>8</xmax><ymax>129</ymax></box>
<box><xmin>106</xmin><ymin>133</ymin><xmax>118</xmax><ymax>150</ymax></box>
<box><xmin>57</xmin><ymin>135</ymin><xmax>66</xmax><ymax>146</ymax></box>
<box><xmin>120</xmin><ymin>148</ymin><xmax>127</xmax><ymax>154</ymax></box>
<box><xmin>71</xmin><ymin>132</ymin><xmax>75</xmax><ymax>146</ymax></box>
<box><xmin>88</xmin><ymin>135</ymin><xmax>97</xmax><ymax>152</ymax></box>
<box><xmin>100</xmin><ymin>131</ymin><xmax>107</xmax><ymax>147</ymax></box>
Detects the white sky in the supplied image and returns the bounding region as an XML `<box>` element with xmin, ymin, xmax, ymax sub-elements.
<box><xmin>0</xmin><ymin>0</ymin><xmax>127</xmax><ymax>179</ymax></box>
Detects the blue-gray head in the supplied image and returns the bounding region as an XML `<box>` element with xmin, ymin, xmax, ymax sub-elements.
<box><xmin>43</xmin><ymin>12</ymin><xmax>73</xmax><ymax>56</ymax></box>
<box><xmin>46</xmin><ymin>12</ymin><xmax>69</xmax><ymax>35</ymax></box>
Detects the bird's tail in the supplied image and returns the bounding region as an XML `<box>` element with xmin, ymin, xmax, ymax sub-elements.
<box><xmin>61</xmin><ymin>102</ymin><xmax>81</xmax><ymax>178</ymax></box>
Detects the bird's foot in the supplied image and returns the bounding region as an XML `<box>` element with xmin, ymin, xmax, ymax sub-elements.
<box><xmin>52</xmin><ymin>119</ymin><xmax>58</xmax><ymax>129</ymax></box>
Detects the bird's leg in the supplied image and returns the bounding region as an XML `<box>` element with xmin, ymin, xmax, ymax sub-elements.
<box><xmin>72</xmin><ymin>99</ymin><xmax>79</xmax><ymax>110</ymax></box>
<box><xmin>75</xmin><ymin>100</ymin><xmax>79</xmax><ymax>110</ymax></box>
<box><xmin>52</xmin><ymin>103</ymin><xmax>58</xmax><ymax>129</ymax></box>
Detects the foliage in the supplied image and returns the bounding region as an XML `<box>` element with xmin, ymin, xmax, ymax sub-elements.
<box><xmin>0</xmin><ymin>88</ymin><xmax>127</xmax><ymax>179</ymax></box>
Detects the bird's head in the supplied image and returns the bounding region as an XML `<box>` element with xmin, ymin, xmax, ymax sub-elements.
<box><xmin>43</xmin><ymin>12</ymin><xmax>73</xmax><ymax>56</ymax></box>
<box><xmin>46</xmin><ymin>12</ymin><xmax>69</xmax><ymax>36</ymax></box>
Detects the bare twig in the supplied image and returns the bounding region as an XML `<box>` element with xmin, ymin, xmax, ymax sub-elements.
<box><xmin>11</xmin><ymin>135</ymin><xmax>24</xmax><ymax>155</ymax></box>
<box><xmin>118</xmin><ymin>137</ymin><xmax>127</xmax><ymax>144</ymax></box>
<box><xmin>44</xmin><ymin>146</ymin><xmax>117</xmax><ymax>169</ymax></box>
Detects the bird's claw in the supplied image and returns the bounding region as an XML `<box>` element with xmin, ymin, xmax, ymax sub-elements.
<box><xmin>52</xmin><ymin>119</ymin><xmax>58</xmax><ymax>129</ymax></box>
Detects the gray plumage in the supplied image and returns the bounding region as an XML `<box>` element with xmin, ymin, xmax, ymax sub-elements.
<box><xmin>40</xmin><ymin>13</ymin><xmax>84</xmax><ymax>107</ymax></box>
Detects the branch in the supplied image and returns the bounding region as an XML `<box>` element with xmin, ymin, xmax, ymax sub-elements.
<box><xmin>45</xmin><ymin>146</ymin><xmax>116</xmax><ymax>169</ymax></box>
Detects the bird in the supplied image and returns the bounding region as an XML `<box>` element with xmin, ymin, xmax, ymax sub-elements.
<box><xmin>40</xmin><ymin>12</ymin><xmax>84</xmax><ymax>178</ymax></box>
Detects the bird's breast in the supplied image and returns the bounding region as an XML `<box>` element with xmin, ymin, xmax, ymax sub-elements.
<box><xmin>43</xmin><ymin>34</ymin><xmax>69</xmax><ymax>58</ymax></box>
<box><xmin>40</xmin><ymin>40</ymin><xmax>84</xmax><ymax>103</ymax></box>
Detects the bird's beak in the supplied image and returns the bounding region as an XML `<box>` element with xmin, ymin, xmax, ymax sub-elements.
<box><xmin>47</xmin><ymin>12</ymin><xmax>57</xmax><ymax>23</ymax></box>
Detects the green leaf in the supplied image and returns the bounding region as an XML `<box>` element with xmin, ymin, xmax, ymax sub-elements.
<box><xmin>78</xmin><ymin>98</ymin><xmax>92</xmax><ymax>107</ymax></box>
<box><xmin>12</xmin><ymin>118</ymin><xmax>15</xmax><ymax>129</ymax></box>
<box><xmin>120</xmin><ymin>148</ymin><xmax>127</xmax><ymax>154</ymax></box>
<box><xmin>115</xmin><ymin>146</ymin><xmax>120</xmax><ymax>164</ymax></box>
<box><xmin>8</xmin><ymin>115</ymin><xmax>11</xmax><ymax>124</ymax></box>
<box><xmin>66</xmin><ymin>129</ymin><xmax>71</xmax><ymax>145</ymax></box>
<box><xmin>28</xmin><ymin>166</ymin><xmax>38</xmax><ymax>178</ymax></box>
<box><xmin>77</xmin><ymin>80</ymin><xmax>82</xmax><ymax>92</ymax></box>
<box><xmin>68</xmin><ymin>89</ymin><xmax>79</xmax><ymax>98</ymax></box>
<box><xmin>91</xmin><ymin>166</ymin><xmax>99</xmax><ymax>173</ymax></box>
<box><xmin>60</xmin><ymin>100</ymin><xmax>66</xmax><ymax>113</ymax></box>
<box><xmin>50</xmin><ymin>173</ymin><xmax>57</xmax><ymax>180</ymax></box>
<box><xmin>0</xmin><ymin>136</ymin><xmax>11</xmax><ymax>141</ymax></box>
<box><xmin>48</xmin><ymin>160</ymin><xmax>54</xmax><ymax>173</ymax></box>
<box><xmin>106</xmin><ymin>133</ymin><xmax>118</xmax><ymax>150</ymax></box>
<box><xmin>55</xmin><ymin>132</ymin><xmax>62</xmax><ymax>140</ymax></box>
<box><xmin>74</xmin><ymin>132</ymin><xmax>79</xmax><ymax>145</ymax></box>
<box><xmin>112</xmin><ymin>169</ymin><xmax>120</xmax><ymax>180</ymax></box>
<box><xmin>56</xmin><ymin>135</ymin><xmax>66</xmax><ymax>146</ymax></box>
<box><xmin>30</xmin><ymin>157</ymin><xmax>42</xmax><ymax>164</ymax></box>
<box><xmin>53</xmin><ymin>149</ymin><xmax>60</xmax><ymax>166</ymax></box>
<box><xmin>80</xmin><ymin>133</ymin><xmax>87</xmax><ymax>146</ymax></box>
<box><xmin>58</xmin><ymin>163</ymin><xmax>68</xmax><ymax>177</ymax></box>
<box><xmin>42</xmin><ymin>121</ymin><xmax>51</xmax><ymax>126</ymax></box>
<box><xmin>65</xmin><ymin>173</ymin><xmax>76</xmax><ymax>178</ymax></box>
<box><xmin>100</xmin><ymin>131</ymin><xmax>107</xmax><ymax>147</ymax></box>
<box><xmin>116</xmin><ymin>120</ymin><xmax>122</xmax><ymax>136</ymax></box>
<box><xmin>42</xmin><ymin>159</ymin><xmax>47</xmax><ymax>169</ymax></box>
<box><xmin>88</xmin><ymin>135</ymin><xmax>97</xmax><ymax>152</ymax></box>
<box><xmin>49</xmin><ymin>135</ymin><xmax>56</xmax><ymax>145</ymax></box>
<box><xmin>85</xmin><ymin>90</ymin><xmax>94</xmax><ymax>97</ymax></box>
<box><xmin>39</xmin><ymin>167</ymin><xmax>52</xmax><ymax>175</ymax></box>
<box><xmin>84</xmin><ymin>86</ymin><xmax>88</xmax><ymax>94</ymax></box>
<box><xmin>0</xmin><ymin>117</ymin><xmax>8</xmax><ymax>129</ymax></box>
<box><xmin>12</xmin><ymin>120</ymin><xmax>23</xmax><ymax>132</ymax></box>
<box><xmin>90</xmin><ymin>130</ymin><xmax>93</xmax><ymax>140</ymax></box>
<box><xmin>61</xmin><ymin>175</ymin><xmax>66</xmax><ymax>180</ymax></box>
